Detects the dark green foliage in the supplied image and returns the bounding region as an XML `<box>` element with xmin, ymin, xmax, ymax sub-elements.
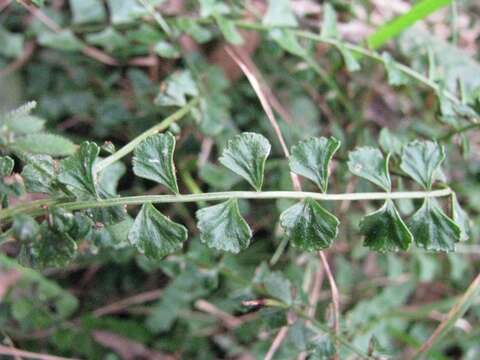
<box><xmin>196</xmin><ymin>199</ymin><xmax>252</xmax><ymax>253</ymax></box>
<box><xmin>408</xmin><ymin>199</ymin><xmax>461</xmax><ymax>251</ymax></box>
<box><xmin>219</xmin><ymin>132</ymin><xmax>271</xmax><ymax>191</ymax></box>
<box><xmin>360</xmin><ymin>200</ymin><xmax>412</xmax><ymax>251</ymax></box>
<box><xmin>128</xmin><ymin>203</ymin><xmax>187</xmax><ymax>259</ymax></box>
<box><xmin>289</xmin><ymin>137</ymin><xmax>340</xmax><ymax>192</ymax></box>
<box><xmin>132</xmin><ymin>133</ymin><xmax>180</xmax><ymax>194</ymax></box>
<box><xmin>280</xmin><ymin>198</ymin><xmax>339</xmax><ymax>251</ymax></box>
<box><xmin>1</xmin><ymin>1</ymin><xmax>478</xmax><ymax>359</ymax></box>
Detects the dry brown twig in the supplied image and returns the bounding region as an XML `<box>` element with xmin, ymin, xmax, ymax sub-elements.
<box><xmin>319</xmin><ymin>251</ymin><xmax>340</xmax><ymax>360</ymax></box>
<box><xmin>194</xmin><ymin>299</ymin><xmax>243</xmax><ymax>329</ymax></box>
<box><xmin>92</xmin><ymin>289</ymin><xmax>163</xmax><ymax>317</ymax></box>
<box><xmin>0</xmin><ymin>345</ymin><xmax>78</xmax><ymax>360</ymax></box>
<box><xmin>225</xmin><ymin>45</ymin><xmax>301</xmax><ymax>191</ymax></box>
<box><xmin>92</xmin><ymin>331</ymin><xmax>175</xmax><ymax>360</ymax></box>
<box><xmin>0</xmin><ymin>269</ymin><xmax>21</xmax><ymax>299</ymax></box>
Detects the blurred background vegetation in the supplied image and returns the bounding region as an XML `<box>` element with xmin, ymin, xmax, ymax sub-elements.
<box><xmin>0</xmin><ymin>0</ymin><xmax>479</xmax><ymax>359</ymax></box>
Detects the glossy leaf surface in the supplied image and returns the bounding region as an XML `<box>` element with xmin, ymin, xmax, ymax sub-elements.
<box><xmin>280</xmin><ymin>198</ymin><xmax>339</xmax><ymax>251</ymax></box>
<box><xmin>132</xmin><ymin>133</ymin><xmax>179</xmax><ymax>194</ymax></box>
<box><xmin>58</xmin><ymin>142</ymin><xmax>99</xmax><ymax>199</ymax></box>
<box><xmin>360</xmin><ymin>200</ymin><xmax>412</xmax><ymax>251</ymax></box>
<box><xmin>348</xmin><ymin>147</ymin><xmax>391</xmax><ymax>191</ymax></box>
<box><xmin>196</xmin><ymin>199</ymin><xmax>252</xmax><ymax>253</ymax></box>
<box><xmin>408</xmin><ymin>199</ymin><xmax>460</xmax><ymax>252</ymax></box>
<box><xmin>289</xmin><ymin>137</ymin><xmax>340</xmax><ymax>192</ymax></box>
<box><xmin>128</xmin><ymin>203</ymin><xmax>188</xmax><ymax>259</ymax></box>
<box><xmin>219</xmin><ymin>132</ymin><xmax>271</xmax><ymax>191</ymax></box>
<box><xmin>451</xmin><ymin>194</ymin><xmax>470</xmax><ymax>242</ymax></box>
<box><xmin>400</xmin><ymin>141</ymin><xmax>445</xmax><ymax>190</ymax></box>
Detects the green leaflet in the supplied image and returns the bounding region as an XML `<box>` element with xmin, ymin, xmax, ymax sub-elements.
<box><xmin>132</xmin><ymin>133</ymin><xmax>179</xmax><ymax>194</ymax></box>
<box><xmin>269</xmin><ymin>29</ymin><xmax>306</xmax><ymax>57</ymax></box>
<box><xmin>379</xmin><ymin>128</ymin><xmax>405</xmax><ymax>155</ymax></box>
<box><xmin>0</xmin><ymin>156</ymin><xmax>14</xmax><ymax>177</ymax></box>
<box><xmin>348</xmin><ymin>147</ymin><xmax>391</xmax><ymax>191</ymax></box>
<box><xmin>21</xmin><ymin>155</ymin><xmax>57</xmax><ymax>194</ymax></box>
<box><xmin>280</xmin><ymin>198</ymin><xmax>339</xmax><ymax>251</ymax></box>
<box><xmin>11</xmin><ymin>133</ymin><xmax>76</xmax><ymax>157</ymax></box>
<box><xmin>0</xmin><ymin>26</ymin><xmax>24</xmax><ymax>58</ymax></box>
<box><xmin>408</xmin><ymin>199</ymin><xmax>460</xmax><ymax>252</ymax></box>
<box><xmin>400</xmin><ymin>140</ymin><xmax>445</xmax><ymax>190</ymax></box>
<box><xmin>263</xmin><ymin>0</ymin><xmax>298</xmax><ymax>27</ymax></box>
<box><xmin>69</xmin><ymin>0</ymin><xmax>106</xmax><ymax>24</ymax></box>
<box><xmin>128</xmin><ymin>203</ymin><xmax>188</xmax><ymax>259</ymax></box>
<box><xmin>199</xmin><ymin>0</ymin><xmax>229</xmax><ymax>17</ymax></box>
<box><xmin>25</xmin><ymin>222</ymin><xmax>78</xmax><ymax>268</ymax></box>
<box><xmin>38</xmin><ymin>30</ymin><xmax>83</xmax><ymax>51</ymax></box>
<box><xmin>320</xmin><ymin>3</ymin><xmax>338</xmax><ymax>39</ymax></box>
<box><xmin>382</xmin><ymin>52</ymin><xmax>409</xmax><ymax>86</ymax></box>
<box><xmin>2</xmin><ymin>101</ymin><xmax>37</xmax><ymax>123</ymax></box>
<box><xmin>4</xmin><ymin>115</ymin><xmax>45</xmax><ymax>134</ymax></box>
<box><xmin>0</xmin><ymin>253</ymin><xmax>79</xmax><ymax>321</ymax></box>
<box><xmin>154</xmin><ymin>41</ymin><xmax>180</xmax><ymax>59</ymax></box>
<box><xmin>219</xmin><ymin>132</ymin><xmax>271</xmax><ymax>191</ymax></box>
<box><xmin>360</xmin><ymin>200</ymin><xmax>412</xmax><ymax>251</ymax></box>
<box><xmin>93</xmin><ymin>217</ymin><xmax>133</xmax><ymax>249</ymax></box>
<box><xmin>58</xmin><ymin>142</ymin><xmax>99</xmax><ymax>199</ymax></box>
<box><xmin>0</xmin><ymin>156</ymin><xmax>23</xmax><ymax>200</ymax></box>
<box><xmin>337</xmin><ymin>44</ymin><xmax>361</xmax><ymax>72</ymax></box>
<box><xmin>289</xmin><ymin>137</ymin><xmax>341</xmax><ymax>193</ymax></box>
<box><xmin>254</xmin><ymin>265</ymin><xmax>292</xmax><ymax>306</ymax></box>
<box><xmin>196</xmin><ymin>198</ymin><xmax>252</xmax><ymax>253</ymax></box>
<box><xmin>12</xmin><ymin>215</ymin><xmax>40</xmax><ymax>243</ymax></box>
<box><xmin>86</xmin><ymin>27</ymin><xmax>128</xmax><ymax>52</ymax></box>
<box><xmin>215</xmin><ymin>15</ymin><xmax>243</xmax><ymax>45</ymax></box>
<box><xmin>451</xmin><ymin>194</ymin><xmax>470</xmax><ymax>241</ymax></box>
<box><xmin>154</xmin><ymin>70</ymin><xmax>198</xmax><ymax>107</ymax></box>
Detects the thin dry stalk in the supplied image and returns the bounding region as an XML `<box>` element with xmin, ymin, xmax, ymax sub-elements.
<box><xmin>18</xmin><ymin>1</ymin><xmax>119</xmax><ymax>66</ymax></box>
<box><xmin>412</xmin><ymin>272</ymin><xmax>480</xmax><ymax>359</ymax></box>
<box><xmin>93</xmin><ymin>289</ymin><xmax>163</xmax><ymax>317</ymax></box>
<box><xmin>0</xmin><ymin>0</ymin><xmax>11</xmax><ymax>13</ymax></box>
<box><xmin>264</xmin><ymin>325</ymin><xmax>289</xmax><ymax>360</ymax></box>
<box><xmin>319</xmin><ymin>251</ymin><xmax>340</xmax><ymax>360</ymax></box>
<box><xmin>224</xmin><ymin>45</ymin><xmax>301</xmax><ymax>191</ymax></box>
<box><xmin>195</xmin><ymin>299</ymin><xmax>243</xmax><ymax>329</ymax></box>
<box><xmin>0</xmin><ymin>345</ymin><xmax>79</xmax><ymax>360</ymax></box>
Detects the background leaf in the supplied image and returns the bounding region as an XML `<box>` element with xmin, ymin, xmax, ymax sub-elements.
<box><xmin>10</xmin><ymin>133</ymin><xmax>76</xmax><ymax>157</ymax></box>
<box><xmin>219</xmin><ymin>132</ymin><xmax>271</xmax><ymax>191</ymax></box>
<box><xmin>367</xmin><ymin>0</ymin><xmax>452</xmax><ymax>49</ymax></box>
<box><xmin>262</xmin><ymin>0</ymin><xmax>298</xmax><ymax>27</ymax></box>
<box><xmin>69</xmin><ymin>0</ymin><xmax>106</xmax><ymax>24</ymax></box>
<box><xmin>320</xmin><ymin>3</ymin><xmax>338</xmax><ymax>39</ymax></box>
<box><xmin>289</xmin><ymin>137</ymin><xmax>341</xmax><ymax>192</ymax></box>
<box><xmin>128</xmin><ymin>203</ymin><xmax>188</xmax><ymax>259</ymax></box>
<box><xmin>132</xmin><ymin>133</ymin><xmax>179</xmax><ymax>194</ymax></box>
<box><xmin>196</xmin><ymin>199</ymin><xmax>252</xmax><ymax>253</ymax></box>
<box><xmin>280</xmin><ymin>198</ymin><xmax>339</xmax><ymax>251</ymax></box>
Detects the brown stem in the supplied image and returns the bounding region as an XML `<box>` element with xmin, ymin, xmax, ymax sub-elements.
<box><xmin>319</xmin><ymin>251</ymin><xmax>340</xmax><ymax>360</ymax></box>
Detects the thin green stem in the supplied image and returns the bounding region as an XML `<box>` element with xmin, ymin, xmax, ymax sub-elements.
<box><xmin>94</xmin><ymin>98</ymin><xmax>199</xmax><ymax>174</ymax></box>
<box><xmin>137</xmin><ymin>0</ymin><xmax>172</xmax><ymax>36</ymax></box>
<box><xmin>437</xmin><ymin>123</ymin><xmax>480</xmax><ymax>141</ymax></box>
<box><xmin>0</xmin><ymin>188</ymin><xmax>452</xmax><ymax>222</ymax></box>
